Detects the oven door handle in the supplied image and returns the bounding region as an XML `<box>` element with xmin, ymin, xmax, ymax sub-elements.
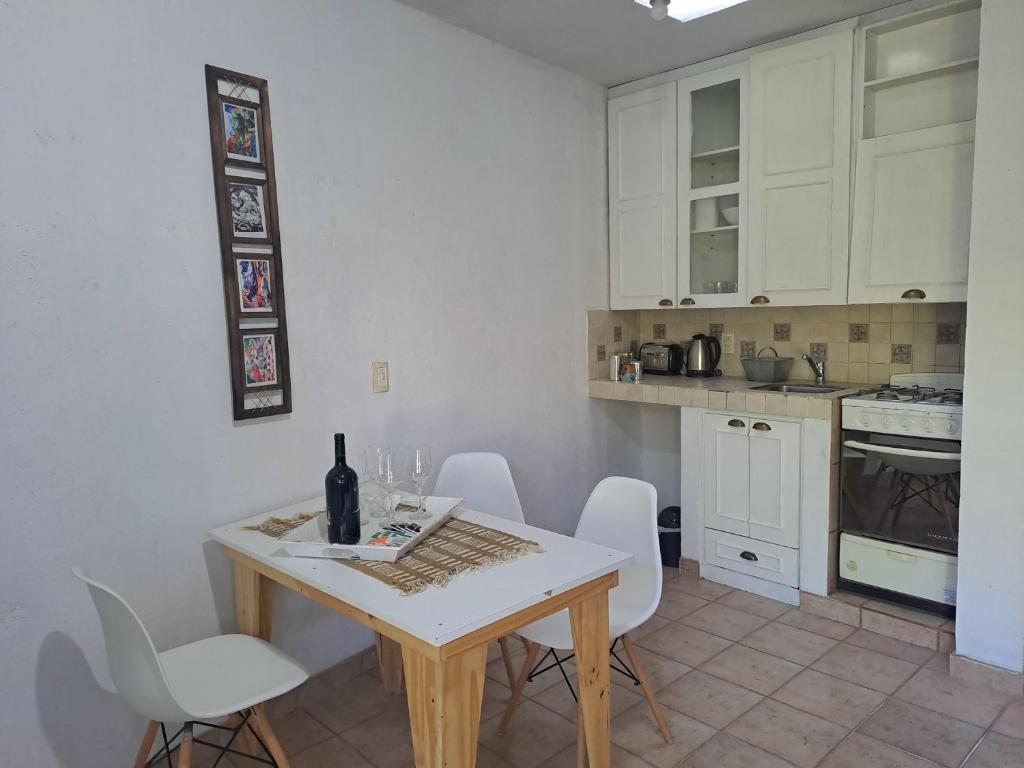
<box><xmin>843</xmin><ymin>440</ymin><xmax>961</xmax><ymax>461</ymax></box>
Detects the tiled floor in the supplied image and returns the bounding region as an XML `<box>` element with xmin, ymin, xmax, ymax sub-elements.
<box><xmin>202</xmin><ymin>572</ymin><xmax>1024</xmax><ymax>768</ymax></box>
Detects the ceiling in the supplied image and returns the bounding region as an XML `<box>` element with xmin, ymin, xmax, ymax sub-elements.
<box><xmin>395</xmin><ymin>0</ymin><xmax>911</xmax><ymax>86</ymax></box>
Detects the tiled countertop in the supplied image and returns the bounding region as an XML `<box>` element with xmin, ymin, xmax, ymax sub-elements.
<box><xmin>588</xmin><ymin>375</ymin><xmax>867</xmax><ymax>421</ymax></box>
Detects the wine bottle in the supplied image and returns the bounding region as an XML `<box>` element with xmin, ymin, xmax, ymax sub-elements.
<box><xmin>325</xmin><ymin>433</ymin><xmax>360</xmax><ymax>545</ymax></box>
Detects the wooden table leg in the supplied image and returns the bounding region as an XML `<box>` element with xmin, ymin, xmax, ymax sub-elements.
<box><xmin>403</xmin><ymin>643</ymin><xmax>488</xmax><ymax>767</ymax></box>
<box><xmin>233</xmin><ymin>560</ymin><xmax>276</xmax><ymax>641</ymax></box>
<box><xmin>570</xmin><ymin>589</ymin><xmax>611</xmax><ymax>768</ymax></box>
<box><xmin>376</xmin><ymin>632</ymin><xmax>405</xmax><ymax>694</ymax></box>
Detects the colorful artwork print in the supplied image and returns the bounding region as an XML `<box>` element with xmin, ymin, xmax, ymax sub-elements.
<box><xmin>237</xmin><ymin>259</ymin><xmax>273</xmax><ymax>312</ymax></box>
<box><xmin>223</xmin><ymin>102</ymin><xmax>260</xmax><ymax>162</ymax></box>
<box><xmin>242</xmin><ymin>333</ymin><xmax>278</xmax><ymax>387</ymax></box>
<box><xmin>229</xmin><ymin>182</ymin><xmax>268</xmax><ymax>237</ymax></box>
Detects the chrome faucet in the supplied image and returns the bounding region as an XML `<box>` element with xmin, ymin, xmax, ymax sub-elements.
<box><xmin>802</xmin><ymin>353</ymin><xmax>826</xmax><ymax>385</ymax></box>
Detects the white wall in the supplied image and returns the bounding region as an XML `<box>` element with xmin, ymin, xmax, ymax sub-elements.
<box><xmin>0</xmin><ymin>1</ymin><xmax>609</xmax><ymax>764</ymax></box>
<box><xmin>956</xmin><ymin>0</ymin><xmax>1024</xmax><ymax>673</ymax></box>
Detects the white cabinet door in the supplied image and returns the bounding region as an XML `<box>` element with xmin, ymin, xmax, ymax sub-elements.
<box><xmin>748</xmin><ymin>31</ymin><xmax>853</xmax><ymax>306</ymax></box>
<box><xmin>747</xmin><ymin>418</ymin><xmax>801</xmax><ymax>548</ymax></box>
<box><xmin>609</xmin><ymin>84</ymin><xmax>677</xmax><ymax>310</ymax></box>
<box><xmin>848</xmin><ymin>121</ymin><xmax>974</xmax><ymax>304</ymax></box>
<box><xmin>702</xmin><ymin>413</ymin><xmax>750</xmax><ymax>537</ymax></box>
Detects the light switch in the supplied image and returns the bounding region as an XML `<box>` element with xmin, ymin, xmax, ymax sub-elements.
<box><xmin>372</xmin><ymin>361</ymin><xmax>389</xmax><ymax>393</ymax></box>
<box><xmin>722</xmin><ymin>333</ymin><xmax>735</xmax><ymax>354</ymax></box>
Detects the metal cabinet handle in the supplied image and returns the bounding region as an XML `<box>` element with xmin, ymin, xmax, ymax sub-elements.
<box><xmin>727</xmin><ymin>419</ymin><xmax>745</xmax><ymax>428</ymax></box>
<box><xmin>658</xmin><ymin>298</ymin><xmax>673</xmax><ymax>307</ymax></box>
<box><xmin>750</xmin><ymin>295</ymin><xmax>770</xmax><ymax>305</ymax></box>
<box><xmin>901</xmin><ymin>288</ymin><xmax>926</xmax><ymax>300</ymax></box>
<box><xmin>680</xmin><ymin>297</ymin><xmax>696</xmax><ymax>306</ymax></box>
<box><xmin>752</xmin><ymin>422</ymin><xmax>772</xmax><ymax>431</ymax></box>
<box><xmin>740</xmin><ymin>551</ymin><xmax>759</xmax><ymax>562</ymax></box>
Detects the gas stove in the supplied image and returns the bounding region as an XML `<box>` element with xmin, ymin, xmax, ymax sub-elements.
<box><xmin>842</xmin><ymin>373</ymin><xmax>964</xmax><ymax>438</ymax></box>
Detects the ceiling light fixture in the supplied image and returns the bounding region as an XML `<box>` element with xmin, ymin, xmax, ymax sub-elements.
<box><xmin>639</xmin><ymin>0</ymin><xmax>750</xmax><ymax>23</ymax></box>
<box><xmin>650</xmin><ymin>0</ymin><xmax>670</xmax><ymax>21</ymax></box>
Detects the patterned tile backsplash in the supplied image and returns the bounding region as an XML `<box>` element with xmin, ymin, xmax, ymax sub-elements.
<box><xmin>587</xmin><ymin>303</ymin><xmax>967</xmax><ymax>385</ymax></box>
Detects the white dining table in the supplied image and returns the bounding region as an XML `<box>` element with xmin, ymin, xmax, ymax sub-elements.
<box><xmin>208</xmin><ymin>497</ymin><xmax>632</xmax><ymax>767</ymax></box>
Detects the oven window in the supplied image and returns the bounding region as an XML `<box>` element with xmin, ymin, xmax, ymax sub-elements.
<box><xmin>840</xmin><ymin>429</ymin><xmax>960</xmax><ymax>555</ymax></box>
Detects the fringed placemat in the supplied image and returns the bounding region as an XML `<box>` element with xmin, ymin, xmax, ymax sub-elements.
<box><xmin>244</xmin><ymin>512</ymin><xmax>543</xmax><ymax>595</ymax></box>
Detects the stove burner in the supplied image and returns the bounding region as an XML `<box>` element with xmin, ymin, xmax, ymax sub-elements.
<box><xmin>876</xmin><ymin>391</ymin><xmax>900</xmax><ymax>400</ymax></box>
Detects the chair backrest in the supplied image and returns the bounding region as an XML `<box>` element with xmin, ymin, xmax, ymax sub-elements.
<box><xmin>433</xmin><ymin>452</ymin><xmax>525</xmax><ymax>524</ymax></box>
<box><xmin>72</xmin><ymin>567</ymin><xmax>188</xmax><ymax>723</ymax></box>
<box><xmin>575</xmin><ymin>476</ymin><xmax>661</xmax><ymax>577</ymax></box>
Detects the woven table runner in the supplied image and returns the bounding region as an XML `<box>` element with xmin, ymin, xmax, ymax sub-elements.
<box><xmin>244</xmin><ymin>512</ymin><xmax>543</xmax><ymax>595</ymax></box>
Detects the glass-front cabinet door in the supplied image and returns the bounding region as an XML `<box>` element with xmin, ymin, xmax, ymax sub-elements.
<box><xmin>678</xmin><ymin>63</ymin><xmax>748</xmax><ymax>308</ymax></box>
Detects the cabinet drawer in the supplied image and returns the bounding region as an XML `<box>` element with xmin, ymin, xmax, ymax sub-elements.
<box><xmin>704</xmin><ymin>528</ymin><xmax>799</xmax><ymax>588</ymax></box>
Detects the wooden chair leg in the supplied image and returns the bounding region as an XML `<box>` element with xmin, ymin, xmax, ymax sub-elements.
<box><xmin>132</xmin><ymin>721</ymin><xmax>159</xmax><ymax>768</ymax></box>
<box><xmin>227</xmin><ymin>712</ymin><xmax>257</xmax><ymax>758</ymax></box>
<box><xmin>497</xmin><ymin>641</ymin><xmax>542</xmax><ymax>735</ymax></box>
<box><xmin>621</xmin><ymin>634</ymin><xmax>673</xmax><ymax>744</ymax></box>
<box><xmin>576</xmin><ymin>703</ymin><xmax>587</xmax><ymax>768</ymax></box>
<box><xmin>497</xmin><ymin>636</ymin><xmax>517</xmax><ymax>689</ymax></box>
<box><xmin>250</xmin><ymin>705</ymin><xmax>292</xmax><ymax>768</ymax></box>
<box><xmin>177</xmin><ymin>723</ymin><xmax>193</xmax><ymax>768</ymax></box>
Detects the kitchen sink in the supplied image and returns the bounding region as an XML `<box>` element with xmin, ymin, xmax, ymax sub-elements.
<box><xmin>750</xmin><ymin>383</ymin><xmax>843</xmax><ymax>394</ymax></box>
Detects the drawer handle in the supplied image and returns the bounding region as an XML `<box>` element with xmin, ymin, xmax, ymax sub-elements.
<box><xmin>752</xmin><ymin>422</ymin><xmax>772</xmax><ymax>431</ymax></box>
<box><xmin>658</xmin><ymin>298</ymin><xmax>673</xmax><ymax>307</ymax></box>
<box><xmin>728</xmin><ymin>419</ymin><xmax>745</xmax><ymax>428</ymax></box>
<box><xmin>901</xmin><ymin>288</ymin><xmax>926</xmax><ymax>300</ymax></box>
<box><xmin>740</xmin><ymin>551</ymin><xmax>758</xmax><ymax>562</ymax></box>
<box><xmin>750</xmin><ymin>295</ymin><xmax>770</xmax><ymax>305</ymax></box>
<box><xmin>680</xmin><ymin>297</ymin><xmax>696</xmax><ymax>306</ymax></box>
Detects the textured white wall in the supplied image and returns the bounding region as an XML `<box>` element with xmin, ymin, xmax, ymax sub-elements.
<box><xmin>0</xmin><ymin>1</ymin><xmax>609</xmax><ymax>764</ymax></box>
<box><xmin>956</xmin><ymin>0</ymin><xmax>1024</xmax><ymax>674</ymax></box>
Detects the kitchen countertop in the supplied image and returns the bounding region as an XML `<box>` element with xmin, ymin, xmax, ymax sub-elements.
<box><xmin>588</xmin><ymin>375</ymin><xmax>867</xmax><ymax>421</ymax></box>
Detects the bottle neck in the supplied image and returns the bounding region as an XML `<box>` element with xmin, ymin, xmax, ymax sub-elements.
<box><xmin>334</xmin><ymin>434</ymin><xmax>347</xmax><ymax>465</ymax></box>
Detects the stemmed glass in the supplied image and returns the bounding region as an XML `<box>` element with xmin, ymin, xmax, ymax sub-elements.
<box><xmin>365</xmin><ymin>447</ymin><xmax>389</xmax><ymax>519</ymax></box>
<box><xmin>378</xmin><ymin>448</ymin><xmax>404</xmax><ymax>521</ymax></box>
<box><xmin>408</xmin><ymin>448</ymin><xmax>433</xmax><ymax>521</ymax></box>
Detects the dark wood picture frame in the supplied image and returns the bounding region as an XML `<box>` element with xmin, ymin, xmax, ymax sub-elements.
<box><xmin>239</xmin><ymin>327</ymin><xmax>282</xmax><ymax>392</ymax></box>
<box><xmin>206</xmin><ymin>65</ymin><xmax>291</xmax><ymax>420</ymax></box>
<box><xmin>225</xmin><ymin>174</ymin><xmax>274</xmax><ymax>245</ymax></box>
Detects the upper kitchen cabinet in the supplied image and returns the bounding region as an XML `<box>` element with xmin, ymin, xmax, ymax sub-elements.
<box><xmin>608</xmin><ymin>84</ymin><xmax>677</xmax><ymax>310</ymax></box>
<box><xmin>747</xmin><ymin>31</ymin><xmax>853</xmax><ymax>306</ymax></box>
<box><xmin>677</xmin><ymin>63</ymin><xmax>748</xmax><ymax>308</ymax></box>
<box><xmin>849</xmin><ymin>0</ymin><xmax>980</xmax><ymax>304</ymax></box>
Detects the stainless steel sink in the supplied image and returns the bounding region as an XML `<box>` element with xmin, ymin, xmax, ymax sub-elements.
<box><xmin>750</xmin><ymin>383</ymin><xmax>843</xmax><ymax>394</ymax></box>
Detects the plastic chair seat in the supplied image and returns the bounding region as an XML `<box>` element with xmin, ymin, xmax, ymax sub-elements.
<box><xmin>516</xmin><ymin>565</ymin><xmax>658</xmax><ymax>651</ymax></box>
<box><xmin>159</xmin><ymin>634</ymin><xmax>308</xmax><ymax>720</ymax></box>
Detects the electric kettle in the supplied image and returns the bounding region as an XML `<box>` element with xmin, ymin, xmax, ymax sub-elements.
<box><xmin>686</xmin><ymin>334</ymin><xmax>722</xmax><ymax>377</ymax></box>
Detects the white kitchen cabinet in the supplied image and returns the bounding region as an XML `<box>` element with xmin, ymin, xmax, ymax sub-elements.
<box><xmin>702</xmin><ymin>413</ymin><xmax>800</xmax><ymax>548</ymax></box>
<box><xmin>848</xmin><ymin>122</ymin><xmax>974</xmax><ymax>303</ymax></box>
<box><xmin>747</xmin><ymin>31</ymin><xmax>853</xmax><ymax>306</ymax></box>
<box><xmin>608</xmin><ymin>84</ymin><xmax>677</xmax><ymax>310</ymax></box>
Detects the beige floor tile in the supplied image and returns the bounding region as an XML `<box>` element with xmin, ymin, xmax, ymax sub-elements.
<box><xmin>717</xmin><ymin>590</ymin><xmax>792</xmax><ymax>620</ymax></box>
<box><xmin>289</xmin><ymin>736</ymin><xmax>375</xmax><ymax>768</ymax></box>
<box><xmin>539</xmin><ymin>744</ymin><xmax>653</xmax><ymax>767</ymax></box>
<box><xmin>726</xmin><ymin>699</ymin><xmax>848</xmax><ymax>768</ymax></box>
<box><xmin>629</xmin><ymin>614</ymin><xmax>672</xmax><ymax>642</ymax></box>
<box><xmin>339</xmin><ymin>699</ymin><xmax>416</xmax><ymax>768</ymax></box>
<box><xmin>771</xmin><ymin>668</ymin><xmax>886</xmax><ymax>729</ymax></box>
<box><xmin>741</xmin><ymin>622</ymin><xmax>838</xmax><ymax>666</ymax></box>
<box><xmin>296</xmin><ymin>671</ymin><xmax>398</xmax><ymax>733</ymax></box>
<box><xmin>894</xmin><ymin>667</ymin><xmax>1015</xmax><ymax>728</ymax></box>
<box><xmin>654</xmin><ymin>589</ymin><xmax>709</xmax><ymax>621</ymax></box>
<box><xmin>993</xmin><ymin>698</ymin><xmax>1024</xmax><ymax>739</ymax></box>
<box><xmin>531</xmin><ymin>674</ymin><xmax>643</xmax><ymax>722</ymax></box>
<box><xmin>482</xmin><ymin>679</ymin><xmax>514</xmax><ymax>722</ymax></box>
<box><xmin>624</xmin><ymin>645</ymin><xmax>693</xmax><ymax>691</ymax></box>
<box><xmin>862</xmin><ymin>599</ymin><xmax>946</xmax><ymax>628</ymax></box>
<box><xmin>846</xmin><ymin>628</ymin><xmax>935</xmax><ymax>665</ymax></box>
<box><xmin>479</xmin><ymin>700</ymin><xmax>577</xmax><ymax>768</ymax></box>
<box><xmin>477</xmin><ymin>745</ymin><xmax>519</xmax><ymax>768</ymax></box>
<box><xmin>818</xmin><ymin>732</ymin><xmax>936</xmax><ymax>768</ymax></box>
<box><xmin>636</xmin><ymin>622</ymin><xmax>731</xmax><ymax>668</ymax></box>
<box><xmin>811</xmin><ymin>643</ymin><xmax>918</xmax><ymax>695</ymax></box>
<box><xmin>701</xmin><ymin>644</ymin><xmax>803</xmax><ymax>696</ymax></box>
<box><xmin>667</xmin><ymin>576</ymin><xmax>733</xmax><ymax>601</ymax></box>
<box><xmin>964</xmin><ymin>731</ymin><xmax>1024</xmax><ymax>768</ymax></box>
<box><xmin>776</xmin><ymin>608</ymin><xmax>857</xmax><ymax>641</ymax></box>
<box><xmin>658</xmin><ymin>669</ymin><xmax>762</xmax><ymax>729</ymax></box>
<box><xmin>611</xmin><ymin>701</ymin><xmax>716</xmax><ymax>768</ymax></box>
<box><xmin>859</xmin><ymin>699</ymin><xmax>983</xmax><ymax>768</ymax></box>
<box><xmin>680</xmin><ymin>732</ymin><xmax>796</xmax><ymax>768</ymax></box>
<box><xmin>265</xmin><ymin>708</ymin><xmax>332</xmax><ymax>757</ymax></box>
<box><xmin>681</xmin><ymin>603</ymin><xmax>770</xmax><ymax>641</ymax></box>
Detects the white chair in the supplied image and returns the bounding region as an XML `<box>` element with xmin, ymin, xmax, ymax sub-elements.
<box><xmin>434</xmin><ymin>451</ymin><xmax>526</xmax><ymax>686</ymax></box>
<box><xmin>498</xmin><ymin>477</ymin><xmax>672</xmax><ymax>746</ymax></box>
<box><xmin>73</xmin><ymin>567</ymin><xmax>308</xmax><ymax>768</ymax></box>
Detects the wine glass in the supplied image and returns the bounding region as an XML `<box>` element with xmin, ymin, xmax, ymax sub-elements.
<box><xmin>366</xmin><ymin>447</ymin><xmax>389</xmax><ymax>519</ymax></box>
<box><xmin>408</xmin><ymin>448</ymin><xmax>433</xmax><ymax>521</ymax></box>
<box><xmin>378</xmin><ymin>448</ymin><xmax>404</xmax><ymax>521</ymax></box>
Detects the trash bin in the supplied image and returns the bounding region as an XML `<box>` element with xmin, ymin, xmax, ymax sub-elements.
<box><xmin>657</xmin><ymin>506</ymin><xmax>681</xmax><ymax>568</ymax></box>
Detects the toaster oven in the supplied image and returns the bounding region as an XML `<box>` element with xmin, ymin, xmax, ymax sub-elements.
<box><xmin>639</xmin><ymin>343</ymin><xmax>685</xmax><ymax>375</ymax></box>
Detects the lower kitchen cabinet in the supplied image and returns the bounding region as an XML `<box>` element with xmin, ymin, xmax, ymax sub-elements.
<box><xmin>704</xmin><ymin>528</ymin><xmax>800</xmax><ymax>588</ymax></box>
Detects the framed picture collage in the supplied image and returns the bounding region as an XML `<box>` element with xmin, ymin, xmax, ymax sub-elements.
<box><xmin>205</xmin><ymin>65</ymin><xmax>292</xmax><ymax>420</ymax></box>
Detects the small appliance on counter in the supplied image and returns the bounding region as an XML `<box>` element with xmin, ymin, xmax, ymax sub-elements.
<box><xmin>685</xmin><ymin>334</ymin><xmax>721</xmax><ymax>377</ymax></box>
<box><xmin>740</xmin><ymin>346</ymin><xmax>793</xmax><ymax>383</ymax></box>
<box><xmin>640</xmin><ymin>342</ymin><xmax>685</xmax><ymax>376</ymax></box>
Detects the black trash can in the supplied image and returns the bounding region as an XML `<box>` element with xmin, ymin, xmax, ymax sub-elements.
<box><xmin>657</xmin><ymin>506</ymin><xmax>681</xmax><ymax>568</ymax></box>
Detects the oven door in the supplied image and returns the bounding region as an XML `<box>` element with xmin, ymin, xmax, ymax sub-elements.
<box><xmin>840</xmin><ymin>430</ymin><xmax>961</xmax><ymax>555</ymax></box>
